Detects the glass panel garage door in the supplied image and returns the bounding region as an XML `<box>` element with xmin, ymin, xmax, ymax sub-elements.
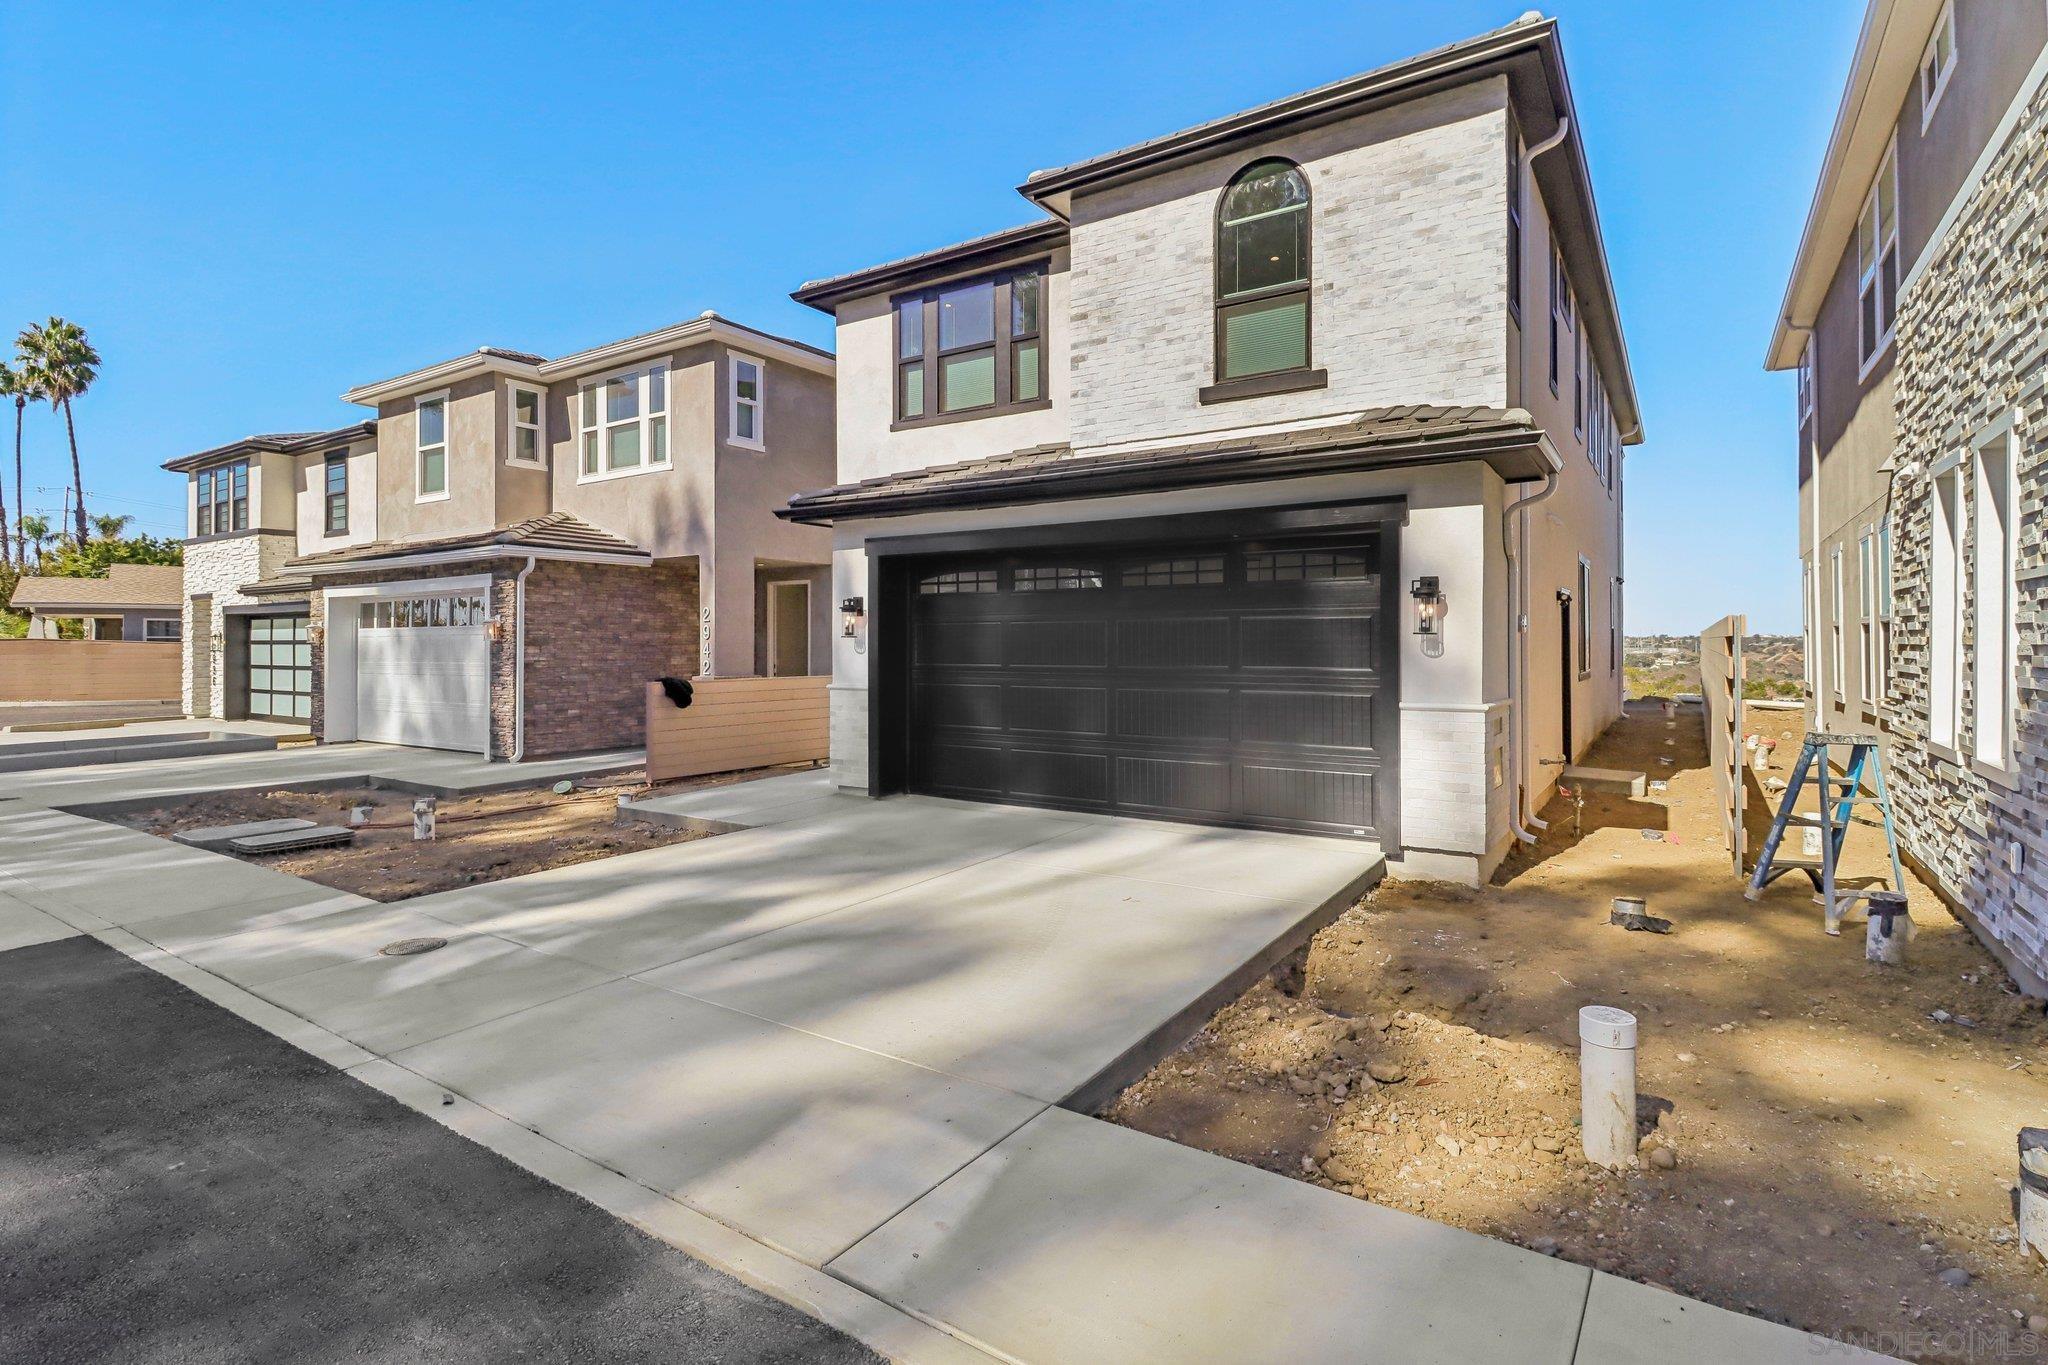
<box><xmin>905</xmin><ymin>536</ymin><xmax>1395</xmax><ymax>841</ymax></box>
<box><xmin>245</xmin><ymin>614</ymin><xmax>312</xmax><ymax>721</ymax></box>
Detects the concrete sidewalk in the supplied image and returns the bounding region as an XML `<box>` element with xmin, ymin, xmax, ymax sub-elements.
<box><xmin>0</xmin><ymin>756</ymin><xmax>1889</xmax><ymax>1362</ymax></box>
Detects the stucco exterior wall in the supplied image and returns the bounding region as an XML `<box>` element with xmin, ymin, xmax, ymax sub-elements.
<box><xmin>293</xmin><ymin>439</ymin><xmax>380</xmax><ymax>553</ymax></box>
<box><xmin>1064</xmin><ymin>79</ymin><xmax>1511</xmax><ymax>451</ymax></box>
<box><xmin>372</xmin><ymin>373</ymin><xmax>500</xmax><ymax>543</ymax></box>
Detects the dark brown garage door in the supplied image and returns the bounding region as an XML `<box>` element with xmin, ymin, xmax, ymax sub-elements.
<box><xmin>906</xmin><ymin>535</ymin><xmax>1396</xmax><ymax>841</ymax></box>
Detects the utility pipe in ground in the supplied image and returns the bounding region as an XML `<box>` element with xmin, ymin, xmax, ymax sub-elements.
<box><xmin>2020</xmin><ymin>1129</ymin><xmax>2048</xmax><ymax>1266</ymax></box>
<box><xmin>1579</xmin><ymin>1004</ymin><xmax>1638</xmax><ymax>1168</ymax></box>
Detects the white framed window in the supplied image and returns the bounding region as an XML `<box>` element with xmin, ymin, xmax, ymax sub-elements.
<box><xmin>508</xmin><ymin>384</ymin><xmax>545</xmax><ymax>467</ymax></box>
<box><xmin>1796</xmin><ymin>338</ymin><xmax>1814</xmax><ymax>425</ymax></box>
<box><xmin>1856</xmin><ymin>139</ymin><xmax>1900</xmax><ymax>375</ymax></box>
<box><xmin>1972</xmin><ymin>416</ymin><xmax>2018</xmax><ymax>772</ymax></box>
<box><xmin>1607</xmin><ymin>575</ymin><xmax>1621</xmax><ymax>674</ymax></box>
<box><xmin>730</xmin><ymin>354</ymin><xmax>765</xmax><ymax>449</ymax></box>
<box><xmin>1920</xmin><ymin>1</ymin><xmax>1957</xmax><ymax>130</ymax></box>
<box><xmin>1576</xmin><ymin>555</ymin><xmax>1593</xmax><ymax>680</ymax></box>
<box><xmin>578</xmin><ymin>361</ymin><xmax>670</xmax><ymax>480</ymax></box>
<box><xmin>1876</xmin><ymin>513</ymin><xmax>1894</xmax><ymax>715</ymax></box>
<box><xmin>143</xmin><ymin>617</ymin><xmax>181</xmax><ymax>642</ymax></box>
<box><xmin>1829</xmin><ymin>545</ymin><xmax>1845</xmax><ymax>702</ymax></box>
<box><xmin>1858</xmin><ymin>528</ymin><xmax>1878</xmax><ymax>707</ymax></box>
<box><xmin>1930</xmin><ymin>456</ymin><xmax>1967</xmax><ymax>751</ymax></box>
<box><xmin>1547</xmin><ymin>237</ymin><xmax>1572</xmax><ymax>396</ymax></box>
<box><xmin>1802</xmin><ymin>556</ymin><xmax>1816</xmax><ymax>693</ymax></box>
<box><xmin>415</xmin><ymin>391</ymin><xmax>449</xmax><ymax>501</ymax></box>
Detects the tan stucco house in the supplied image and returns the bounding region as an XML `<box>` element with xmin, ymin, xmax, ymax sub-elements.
<box><xmin>782</xmin><ymin>15</ymin><xmax>1638</xmax><ymax>883</ymax></box>
<box><xmin>8</xmin><ymin>563</ymin><xmax>185</xmax><ymax>641</ymax></box>
<box><xmin>1768</xmin><ymin>0</ymin><xmax>2048</xmax><ymax>993</ymax></box>
<box><xmin>165</xmin><ymin>312</ymin><xmax>835</xmax><ymax>757</ymax></box>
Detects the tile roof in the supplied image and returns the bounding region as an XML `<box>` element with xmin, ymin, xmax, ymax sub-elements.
<box><xmin>780</xmin><ymin>405</ymin><xmax>1551</xmax><ymax>523</ymax></box>
<box><xmin>287</xmin><ymin>512</ymin><xmax>648</xmax><ymax>571</ymax></box>
<box><xmin>163</xmin><ymin>421</ymin><xmax>375</xmax><ymax>472</ymax></box>
<box><xmin>8</xmin><ymin>562</ymin><xmax>185</xmax><ymax>610</ymax></box>
<box><xmin>792</xmin><ymin>220</ymin><xmax>1068</xmax><ymax>311</ymax></box>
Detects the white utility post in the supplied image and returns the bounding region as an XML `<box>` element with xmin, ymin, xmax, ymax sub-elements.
<box><xmin>1579</xmin><ymin>1005</ymin><xmax>1639</xmax><ymax>1168</ymax></box>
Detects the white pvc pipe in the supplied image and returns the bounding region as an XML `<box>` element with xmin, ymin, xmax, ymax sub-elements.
<box><xmin>1579</xmin><ymin>1005</ymin><xmax>1638</xmax><ymax>1168</ymax></box>
<box><xmin>1866</xmin><ymin>896</ymin><xmax>1909</xmax><ymax>966</ymax></box>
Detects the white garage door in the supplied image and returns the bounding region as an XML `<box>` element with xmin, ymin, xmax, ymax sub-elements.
<box><xmin>353</xmin><ymin>591</ymin><xmax>490</xmax><ymax>752</ymax></box>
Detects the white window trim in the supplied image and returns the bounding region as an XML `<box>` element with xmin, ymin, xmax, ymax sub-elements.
<box><xmin>1928</xmin><ymin>451</ymin><xmax>1967</xmax><ymax>758</ymax></box>
<box><xmin>729</xmin><ymin>353</ymin><xmax>766</xmax><ymax>451</ymax></box>
<box><xmin>1920</xmin><ymin>1</ymin><xmax>1957</xmax><ymax>132</ymax></box>
<box><xmin>1856</xmin><ymin>139</ymin><xmax>1900</xmax><ymax>381</ymax></box>
<box><xmin>505</xmin><ymin>381</ymin><xmax>547</xmax><ymax>468</ymax></box>
<box><xmin>1796</xmin><ymin>337</ymin><xmax>1814</xmax><ymax>425</ymax></box>
<box><xmin>414</xmin><ymin>389</ymin><xmax>451</xmax><ymax>504</ymax></box>
<box><xmin>1857</xmin><ymin>528</ymin><xmax>1878</xmax><ymax>709</ymax></box>
<box><xmin>1576</xmin><ymin>555</ymin><xmax>1593</xmax><ymax>680</ymax></box>
<box><xmin>1829</xmin><ymin>544</ymin><xmax>1846</xmax><ymax>702</ymax></box>
<box><xmin>1970</xmin><ymin>412</ymin><xmax>2020</xmax><ymax>781</ymax></box>
<box><xmin>575</xmin><ymin>357</ymin><xmax>673</xmax><ymax>485</ymax></box>
<box><xmin>767</xmin><ymin>579</ymin><xmax>810</xmax><ymax>676</ymax></box>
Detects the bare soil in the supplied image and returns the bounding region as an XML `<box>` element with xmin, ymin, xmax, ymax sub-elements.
<box><xmin>110</xmin><ymin>766</ymin><xmax>789</xmax><ymax>902</ymax></box>
<box><xmin>1108</xmin><ymin>701</ymin><xmax>2048</xmax><ymax>1359</ymax></box>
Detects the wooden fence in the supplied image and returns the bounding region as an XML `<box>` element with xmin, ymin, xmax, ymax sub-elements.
<box><xmin>1699</xmin><ymin>615</ymin><xmax>1747</xmax><ymax>875</ymax></box>
<box><xmin>0</xmin><ymin>639</ymin><xmax>182</xmax><ymax>703</ymax></box>
<box><xmin>644</xmin><ymin>676</ymin><xmax>829</xmax><ymax>782</ymax></box>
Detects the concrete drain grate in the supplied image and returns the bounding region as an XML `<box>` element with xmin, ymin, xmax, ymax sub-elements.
<box><xmin>379</xmin><ymin>937</ymin><xmax>449</xmax><ymax>957</ymax></box>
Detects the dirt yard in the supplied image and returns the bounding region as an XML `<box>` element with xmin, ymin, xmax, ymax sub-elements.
<box><xmin>1108</xmin><ymin>701</ymin><xmax>2048</xmax><ymax>1358</ymax></box>
<box><xmin>109</xmin><ymin>767</ymin><xmax>781</xmax><ymax>902</ymax></box>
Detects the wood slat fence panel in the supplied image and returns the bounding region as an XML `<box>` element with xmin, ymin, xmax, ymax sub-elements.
<box><xmin>1698</xmin><ymin>614</ymin><xmax>1747</xmax><ymax>875</ymax></box>
<box><xmin>644</xmin><ymin>676</ymin><xmax>829</xmax><ymax>782</ymax></box>
<box><xmin>0</xmin><ymin>640</ymin><xmax>181</xmax><ymax>703</ymax></box>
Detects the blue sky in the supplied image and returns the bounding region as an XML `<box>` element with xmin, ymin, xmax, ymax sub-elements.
<box><xmin>0</xmin><ymin>1</ymin><xmax>1862</xmax><ymax>632</ymax></box>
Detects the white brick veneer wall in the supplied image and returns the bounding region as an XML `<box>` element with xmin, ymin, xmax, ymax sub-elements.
<box><xmin>180</xmin><ymin>534</ymin><xmax>295</xmax><ymax>718</ymax></box>
<box><xmin>1066</xmin><ymin>80</ymin><xmax>1510</xmax><ymax>452</ymax></box>
<box><xmin>1398</xmin><ymin>700</ymin><xmax>1512</xmax><ymax>876</ymax></box>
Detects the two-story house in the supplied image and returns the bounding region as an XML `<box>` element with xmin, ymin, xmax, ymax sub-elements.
<box><xmin>1768</xmin><ymin>0</ymin><xmax>2048</xmax><ymax>995</ymax></box>
<box><xmin>783</xmin><ymin>15</ymin><xmax>1637</xmax><ymax>884</ymax></box>
<box><xmin>166</xmin><ymin>312</ymin><xmax>835</xmax><ymax>758</ymax></box>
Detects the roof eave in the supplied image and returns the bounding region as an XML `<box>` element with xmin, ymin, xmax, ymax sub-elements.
<box><xmin>790</xmin><ymin>220</ymin><xmax>1070</xmax><ymax>314</ymax></box>
<box><xmin>290</xmin><ymin>544</ymin><xmax>653</xmax><ymax>576</ymax></box>
<box><xmin>776</xmin><ymin>428</ymin><xmax>1554</xmax><ymax>526</ymax></box>
<box><xmin>341</xmin><ymin>351</ymin><xmax>546</xmax><ymax>408</ymax></box>
<box><xmin>536</xmin><ymin>316</ymin><xmax>834</xmax><ymax>381</ymax></box>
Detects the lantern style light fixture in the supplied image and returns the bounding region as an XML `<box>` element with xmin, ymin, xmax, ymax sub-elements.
<box><xmin>1410</xmin><ymin>576</ymin><xmax>1444</xmax><ymax>636</ymax></box>
<box><xmin>840</xmin><ymin>596</ymin><xmax>866</xmax><ymax>639</ymax></box>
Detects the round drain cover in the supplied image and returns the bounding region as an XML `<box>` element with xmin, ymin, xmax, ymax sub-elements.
<box><xmin>379</xmin><ymin>936</ymin><xmax>448</xmax><ymax>957</ymax></box>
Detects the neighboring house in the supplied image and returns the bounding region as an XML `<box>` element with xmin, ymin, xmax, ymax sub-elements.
<box><xmin>7</xmin><ymin>563</ymin><xmax>184</xmax><ymax>641</ymax></box>
<box><xmin>783</xmin><ymin>15</ymin><xmax>1637</xmax><ymax>884</ymax></box>
<box><xmin>165</xmin><ymin>313</ymin><xmax>835</xmax><ymax>756</ymax></box>
<box><xmin>1767</xmin><ymin>0</ymin><xmax>2048</xmax><ymax>994</ymax></box>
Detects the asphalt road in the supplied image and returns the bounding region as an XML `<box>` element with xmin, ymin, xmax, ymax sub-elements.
<box><xmin>0</xmin><ymin>935</ymin><xmax>879</xmax><ymax>1364</ymax></box>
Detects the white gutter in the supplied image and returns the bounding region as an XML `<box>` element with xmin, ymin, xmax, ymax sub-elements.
<box><xmin>292</xmin><ymin>545</ymin><xmax>652</xmax><ymax>578</ymax></box>
<box><xmin>1498</xmin><ymin>118</ymin><xmax>1576</xmax><ymax>846</ymax></box>
<box><xmin>509</xmin><ymin>556</ymin><xmax>537</xmax><ymax>763</ymax></box>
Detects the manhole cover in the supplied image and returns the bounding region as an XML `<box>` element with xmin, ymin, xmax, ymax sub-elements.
<box><xmin>379</xmin><ymin>936</ymin><xmax>448</xmax><ymax>957</ymax></box>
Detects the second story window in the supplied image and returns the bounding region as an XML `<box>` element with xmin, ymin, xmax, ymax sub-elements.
<box><xmin>1506</xmin><ymin>141</ymin><xmax>1523</xmax><ymax>322</ymax></box>
<box><xmin>730</xmin><ymin>356</ymin><xmax>764</xmax><ymax>448</ymax></box>
<box><xmin>509</xmin><ymin>385</ymin><xmax>544</xmax><ymax>466</ymax></box>
<box><xmin>579</xmin><ymin>363</ymin><xmax>670</xmax><ymax>478</ymax></box>
<box><xmin>1796</xmin><ymin>338</ymin><xmax>1814</xmax><ymax>425</ymax></box>
<box><xmin>194</xmin><ymin>460</ymin><xmax>247</xmax><ymax>536</ymax></box>
<box><xmin>416</xmin><ymin>394</ymin><xmax>448</xmax><ymax>500</ymax></box>
<box><xmin>1548</xmin><ymin>238</ymin><xmax>1573</xmax><ymax>398</ymax></box>
<box><xmin>1921</xmin><ymin>2</ymin><xmax>1956</xmax><ymax>128</ymax></box>
<box><xmin>1216</xmin><ymin>159</ymin><xmax>1311</xmax><ymax>381</ymax></box>
<box><xmin>323</xmin><ymin>452</ymin><xmax>348</xmax><ymax>534</ymax></box>
<box><xmin>894</xmin><ymin>265</ymin><xmax>1049</xmax><ymax>426</ymax></box>
<box><xmin>1857</xmin><ymin>140</ymin><xmax>1899</xmax><ymax>373</ymax></box>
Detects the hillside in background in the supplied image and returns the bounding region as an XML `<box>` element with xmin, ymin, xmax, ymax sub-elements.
<box><xmin>1625</xmin><ymin>633</ymin><xmax>1804</xmax><ymax>701</ymax></box>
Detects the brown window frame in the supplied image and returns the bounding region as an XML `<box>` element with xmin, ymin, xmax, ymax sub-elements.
<box><xmin>1202</xmin><ymin>158</ymin><xmax>1325</xmax><ymax>405</ymax></box>
<box><xmin>323</xmin><ymin>451</ymin><xmax>349</xmax><ymax>535</ymax></box>
<box><xmin>194</xmin><ymin>459</ymin><xmax>249</xmax><ymax>537</ymax></box>
<box><xmin>892</xmin><ymin>262</ymin><xmax>1051</xmax><ymax>430</ymax></box>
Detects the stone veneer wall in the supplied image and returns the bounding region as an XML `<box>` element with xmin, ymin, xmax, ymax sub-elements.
<box><xmin>179</xmin><ymin>532</ymin><xmax>298</xmax><ymax>718</ymax></box>
<box><xmin>307</xmin><ymin>558</ymin><xmax>699</xmax><ymax>759</ymax></box>
<box><xmin>1886</xmin><ymin>76</ymin><xmax>2048</xmax><ymax>992</ymax></box>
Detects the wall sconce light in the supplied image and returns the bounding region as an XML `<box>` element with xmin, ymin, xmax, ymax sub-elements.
<box><xmin>487</xmin><ymin>617</ymin><xmax>505</xmax><ymax>643</ymax></box>
<box><xmin>840</xmin><ymin>596</ymin><xmax>866</xmax><ymax>639</ymax></box>
<box><xmin>307</xmin><ymin>623</ymin><xmax>325</xmax><ymax>649</ymax></box>
<box><xmin>1410</xmin><ymin>576</ymin><xmax>1444</xmax><ymax>637</ymax></box>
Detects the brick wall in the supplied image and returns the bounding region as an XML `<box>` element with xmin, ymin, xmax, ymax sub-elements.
<box><xmin>517</xmin><ymin>559</ymin><xmax>699</xmax><ymax>757</ymax></box>
<box><xmin>1066</xmin><ymin>81</ymin><xmax>1510</xmax><ymax>451</ymax></box>
<box><xmin>1886</xmin><ymin>77</ymin><xmax>2048</xmax><ymax>990</ymax></box>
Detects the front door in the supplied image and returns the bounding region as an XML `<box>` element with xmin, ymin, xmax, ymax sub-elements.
<box><xmin>769</xmin><ymin>580</ymin><xmax>810</xmax><ymax>677</ymax></box>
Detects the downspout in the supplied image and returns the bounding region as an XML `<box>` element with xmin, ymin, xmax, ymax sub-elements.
<box><xmin>1503</xmin><ymin>114</ymin><xmax>1574</xmax><ymax>844</ymax></box>
<box><xmin>508</xmin><ymin>555</ymin><xmax>537</xmax><ymax>762</ymax></box>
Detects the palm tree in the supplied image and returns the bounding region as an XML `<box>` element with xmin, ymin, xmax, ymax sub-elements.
<box><xmin>19</xmin><ymin>513</ymin><xmax>50</xmax><ymax>569</ymax></box>
<box><xmin>91</xmin><ymin>512</ymin><xmax>132</xmax><ymax>541</ymax></box>
<box><xmin>0</xmin><ymin>361</ymin><xmax>26</xmax><ymax>567</ymax></box>
<box><xmin>17</xmin><ymin>318</ymin><xmax>99</xmax><ymax>546</ymax></box>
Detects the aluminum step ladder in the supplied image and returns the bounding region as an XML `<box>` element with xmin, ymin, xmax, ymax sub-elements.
<box><xmin>1745</xmin><ymin>732</ymin><xmax>1905</xmax><ymax>934</ymax></box>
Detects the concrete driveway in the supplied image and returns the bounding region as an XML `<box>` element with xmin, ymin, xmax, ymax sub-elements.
<box><xmin>0</xmin><ymin>752</ymin><xmax>1877</xmax><ymax>1363</ymax></box>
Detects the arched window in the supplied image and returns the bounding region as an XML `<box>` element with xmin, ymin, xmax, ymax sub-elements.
<box><xmin>1215</xmin><ymin>159</ymin><xmax>1311</xmax><ymax>383</ymax></box>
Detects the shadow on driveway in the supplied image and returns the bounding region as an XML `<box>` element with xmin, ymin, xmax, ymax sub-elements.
<box><xmin>0</xmin><ymin>936</ymin><xmax>877</xmax><ymax>1365</ymax></box>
